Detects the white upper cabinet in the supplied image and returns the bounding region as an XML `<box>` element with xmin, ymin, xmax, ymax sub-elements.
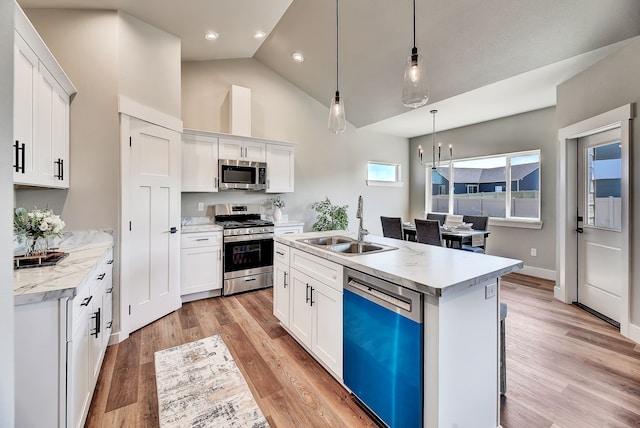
<box><xmin>13</xmin><ymin>32</ymin><xmax>38</xmax><ymax>185</ymax></box>
<box><xmin>181</xmin><ymin>133</ymin><xmax>219</xmax><ymax>192</ymax></box>
<box><xmin>266</xmin><ymin>143</ymin><xmax>294</xmax><ymax>193</ymax></box>
<box><xmin>181</xmin><ymin>129</ymin><xmax>296</xmax><ymax>193</ymax></box>
<box><xmin>13</xmin><ymin>4</ymin><xmax>75</xmax><ymax>188</ymax></box>
<box><xmin>219</xmin><ymin>138</ymin><xmax>266</xmax><ymax>162</ymax></box>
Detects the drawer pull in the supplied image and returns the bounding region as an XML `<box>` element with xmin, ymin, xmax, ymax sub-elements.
<box><xmin>80</xmin><ymin>296</ymin><xmax>93</xmax><ymax>307</ymax></box>
<box><xmin>276</xmin><ymin>250</ymin><xmax>285</xmax><ymax>256</ymax></box>
<box><xmin>97</xmin><ymin>273</ymin><xmax>106</xmax><ymax>280</ymax></box>
<box><xmin>107</xmin><ymin>260</ymin><xmax>114</xmax><ymax>265</ymax></box>
<box><xmin>106</xmin><ymin>321</ymin><xmax>112</xmax><ymax>329</ymax></box>
<box><xmin>106</xmin><ymin>287</ymin><xmax>113</xmax><ymax>294</ymax></box>
<box><xmin>196</xmin><ymin>238</ymin><xmax>210</xmax><ymax>241</ymax></box>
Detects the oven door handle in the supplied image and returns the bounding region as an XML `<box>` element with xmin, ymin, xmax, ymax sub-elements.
<box><xmin>224</xmin><ymin>233</ymin><xmax>274</xmax><ymax>243</ymax></box>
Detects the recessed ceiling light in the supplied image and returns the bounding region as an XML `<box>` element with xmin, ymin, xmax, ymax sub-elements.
<box><xmin>204</xmin><ymin>32</ymin><xmax>219</xmax><ymax>41</ymax></box>
<box><xmin>292</xmin><ymin>52</ymin><xmax>304</xmax><ymax>63</ymax></box>
<box><xmin>253</xmin><ymin>31</ymin><xmax>266</xmax><ymax>40</ymax></box>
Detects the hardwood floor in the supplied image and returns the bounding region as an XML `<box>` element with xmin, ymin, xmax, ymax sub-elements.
<box><xmin>86</xmin><ymin>273</ymin><xmax>640</xmax><ymax>427</ymax></box>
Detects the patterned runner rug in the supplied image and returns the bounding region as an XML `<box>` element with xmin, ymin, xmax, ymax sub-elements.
<box><xmin>155</xmin><ymin>335</ymin><xmax>270</xmax><ymax>428</ymax></box>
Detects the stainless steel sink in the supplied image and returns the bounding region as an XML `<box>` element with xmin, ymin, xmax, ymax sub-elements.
<box><xmin>297</xmin><ymin>235</ymin><xmax>397</xmax><ymax>256</ymax></box>
<box><xmin>328</xmin><ymin>241</ymin><xmax>396</xmax><ymax>255</ymax></box>
<box><xmin>297</xmin><ymin>236</ymin><xmax>352</xmax><ymax>246</ymax></box>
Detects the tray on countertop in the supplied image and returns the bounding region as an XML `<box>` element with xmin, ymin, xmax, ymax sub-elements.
<box><xmin>14</xmin><ymin>251</ymin><xmax>69</xmax><ymax>269</ymax></box>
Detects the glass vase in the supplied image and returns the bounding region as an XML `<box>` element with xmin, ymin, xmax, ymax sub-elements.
<box><xmin>24</xmin><ymin>236</ymin><xmax>49</xmax><ymax>257</ymax></box>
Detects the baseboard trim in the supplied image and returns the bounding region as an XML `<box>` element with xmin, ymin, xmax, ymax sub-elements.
<box><xmin>627</xmin><ymin>322</ymin><xmax>640</xmax><ymax>345</ymax></box>
<box><xmin>519</xmin><ymin>265</ymin><xmax>556</xmax><ymax>281</ymax></box>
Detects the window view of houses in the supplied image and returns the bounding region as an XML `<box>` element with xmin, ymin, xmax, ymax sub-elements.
<box><xmin>430</xmin><ymin>151</ymin><xmax>540</xmax><ymax>219</ymax></box>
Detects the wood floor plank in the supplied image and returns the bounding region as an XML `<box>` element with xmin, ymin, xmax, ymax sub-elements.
<box><xmin>88</xmin><ymin>274</ymin><xmax>640</xmax><ymax>428</ymax></box>
<box><xmin>105</xmin><ymin>330</ymin><xmax>141</xmax><ymax>412</ymax></box>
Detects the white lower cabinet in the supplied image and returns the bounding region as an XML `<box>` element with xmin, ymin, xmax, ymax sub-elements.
<box><xmin>273</xmin><ymin>242</ymin><xmax>290</xmax><ymax>327</ymax></box>
<box><xmin>14</xmin><ymin>246</ymin><xmax>113</xmax><ymax>428</ymax></box>
<box><xmin>180</xmin><ymin>231</ymin><xmax>223</xmax><ymax>297</ymax></box>
<box><xmin>285</xmin><ymin>247</ymin><xmax>343</xmax><ymax>379</ymax></box>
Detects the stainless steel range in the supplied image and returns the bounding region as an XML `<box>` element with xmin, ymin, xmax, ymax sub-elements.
<box><xmin>215</xmin><ymin>204</ymin><xmax>274</xmax><ymax>296</ymax></box>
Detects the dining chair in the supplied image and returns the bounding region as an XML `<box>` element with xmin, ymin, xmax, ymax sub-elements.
<box><xmin>414</xmin><ymin>219</ymin><xmax>443</xmax><ymax>246</ymax></box>
<box><xmin>461</xmin><ymin>215</ymin><xmax>488</xmax><ymax>252</ymax></box>
<box><xmin>380</xmin><ymin>216</ymin><xmax>404</xmax><ymax>240</ymax></box>
<box><xmin>426</xmin><ymin>212</ymin><xmax>447</xmax><ymax>226</ymax></box>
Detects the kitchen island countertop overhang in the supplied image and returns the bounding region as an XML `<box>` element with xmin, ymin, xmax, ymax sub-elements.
<box><xmin>275</xmin><ymin>230</ymin><xmax>523</xmax><ymax>296</ymax></box>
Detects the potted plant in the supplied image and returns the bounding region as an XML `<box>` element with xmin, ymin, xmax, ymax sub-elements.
<box><xmin>270</xmin><ymin>196</ymin><xmax>285</xmax><ymax>222</ymax></box>
<box><xmin>311</xmin><ymin>197</ymin><xmax>349</xmax><ymax>231</ymax></box>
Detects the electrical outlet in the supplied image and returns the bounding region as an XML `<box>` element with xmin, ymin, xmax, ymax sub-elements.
<box><xmin>531</xmin><ymin>248</ymin><xmax>537</xmax><ymax>257</ymax></box>
<box><xmin>485</xmin><ymin>283</ymin><xmax>497</xmax><ymax>300</ymax></box>
<box><xmin>197</xmin><ymin>202</ymin><xmax>205</xmax><ymax>212</ymax></box>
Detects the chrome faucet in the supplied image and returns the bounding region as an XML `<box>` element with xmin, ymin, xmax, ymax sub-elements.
<box><xmin>356</xmin><ymin>195</ymin><xmax>369</xmax><ymax>241</ymax></box>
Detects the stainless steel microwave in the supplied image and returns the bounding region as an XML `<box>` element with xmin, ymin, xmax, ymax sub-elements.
<box><xmin>219</xmin><ymin>159</ymin><xmax>267</xmax><ymax>191</ymax></box>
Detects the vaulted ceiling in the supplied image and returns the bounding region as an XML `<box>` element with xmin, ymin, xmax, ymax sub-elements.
<box><xmin>19</xmin><ymin>0</ymin><xmax>640</xmax><ymax>137</ymax></box>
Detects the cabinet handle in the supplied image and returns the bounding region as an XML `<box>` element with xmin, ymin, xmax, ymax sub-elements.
<box><xmin>13</xmin><ymin>141</ymin><xmax>19</xmax><ymax>172</ymax></box>
<box><xmin>276</xmin><ymin>250</ymin><xmax>285</xmax><ymax>256</ymax></box>
<box><xmin>244</xmin><ymin>147</ymin><xmax>247</xmax><ymax>158</ymax></box>
<box><xmin>305</xmin><ymin>283</ymin><xmax>310</xmax><ymax>303</ymax></box>
<box><xmin>214</xmin><ymin>177</ymin><xmax>218</xmax><ymax>189</ymax></box>
<box><xmin>91</xmin><ymin>307</ymin><xmax>101</xmax><ymax>338</ymax></box>
<box><xmin>54</xmin><ymin>158</ymin><xmax>63</xmax><ymax>180</ymax></box>
<box><xmin>97</xmin><ymin>273</ymin><xmax>106</xmax><ymax>280</ymax></box>
<box><xmin>106</xmin><ymin>287</ymin><xmax>113</xmax><ymax>294</ymax></box>
<box><xmin>106</xmin><ymin>321</ymin><xmax>112</xmax><ymax>329</ymax></box>
<box><xmin>80</xmin><ymin>295</ymin><xmax>93</xmax><ymax>306</ymax></box>
<box><xmin>196</xmin><ymin>238</ymin><xmax>210</xmax><ymax>241</ymax></box>
<box><xmin>107</xmin><ymin>260</ymin><xmax>114</xmax><ymax>265</ymax></box>
<box><xmin>267</xmin><ymin>179</ymin><xmax>270</xmax><ymax>190</ymax></box>
<box><xmin>310</xmin><ymin>287</ymin><xmax>315</xmax><ymax>307</ymax></box>
<box><xmin>14</xmin><ymin>141</ymin><xmax>25</xmax><ymax>173</ymax></box>
<box><xmin>283</xmin><ymin>271</ymin><xmax>288</xmax><ymax>288</ymax></box>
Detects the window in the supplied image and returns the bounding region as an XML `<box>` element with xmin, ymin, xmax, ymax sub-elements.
<box><xmin>367</xmin><ymin>161</ymin><xmax>402</xmax><ymax>187</ymax></box>
<box><xmin>426</xmin><ymin>150</ymin><xmax>540</xmax><ymax>220</ymax></box>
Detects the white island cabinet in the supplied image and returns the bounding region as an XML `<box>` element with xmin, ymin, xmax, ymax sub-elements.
<box><xmin>14</xmin><ymin>231</ymin><xmax>114</xmax><ymax>428</ymax></box>
<box><xmin>274</xmin><ymin>231</ymin><xmax>522</xmax><ymax>428</ymax></box>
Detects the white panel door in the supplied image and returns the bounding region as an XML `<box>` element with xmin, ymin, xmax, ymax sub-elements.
<box><xmin>577</xmin><ymin>128</ymin><xmax>622</xmax><ymax>323</ymax></box>
<box><xmin>129</xmin><ymin>119</ymin><xmax>181</xmax><ymax>332</ymax></box>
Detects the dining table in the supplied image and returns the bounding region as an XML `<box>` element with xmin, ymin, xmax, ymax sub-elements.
<box><xmin>402</xmin><ymin>222</ymin><xmax>490</xmax><ymax>249</ymax></box>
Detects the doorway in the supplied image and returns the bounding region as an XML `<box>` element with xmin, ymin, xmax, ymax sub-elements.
<box><xmin>556</xmin><ymin>104</ymin><xmax>631</xmax><ymax>338</ymax></box>
<box><xmin>576</xmin><ymin>129</ymin><xmax>622</xmax><ymax>326</ymax></box>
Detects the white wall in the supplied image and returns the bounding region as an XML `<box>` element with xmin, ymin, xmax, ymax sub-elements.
<box><xmin>0</xmin><ymin>0</ymin><xmax>14</xmax><ymax>424</ymax></box>
<box><xmin>557</xmin><ymin>36</ymin><xmax>640</xmax><ymax>335</ymax></box>
<box><xmin>409</xmin><ymin>108</ymin><xmax>557</xmax><ymax>272</ymax></box>
<box><xmin>118</xmin><ymin>12</ymin><xmax>181</xmax><ymax>119</ymax></box>
<box><xmin>181</xmin><ymin>58</ymin><xmax>410</xmax><ymax>236</ymax></box>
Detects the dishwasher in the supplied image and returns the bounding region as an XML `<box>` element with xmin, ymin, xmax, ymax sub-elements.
<box><xmin>343</xmin><ymin>268</ymin><xmax>423</xmax><ymax>428</ymax></box>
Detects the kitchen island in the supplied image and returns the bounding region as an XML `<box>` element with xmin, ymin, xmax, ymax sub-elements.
<box><xmin>274</xmin><ymin>230</ymin><xmax>522</xmax><ymax>428</ymax></box>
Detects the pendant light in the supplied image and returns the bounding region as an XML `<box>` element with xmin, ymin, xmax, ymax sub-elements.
<box><xmin>418</xmin><ymin>110</ymin><xmax>452</xmax><ymax>169</ymax></box>
<box><xmin>328</xmin><ymin>0</ymin><xmax>346</xmax><ymax>134</ymax></box>
<box><xmin>401</xmin><ymin>0</ymin><xmax>429</xmax><ymax>108</ymax></box>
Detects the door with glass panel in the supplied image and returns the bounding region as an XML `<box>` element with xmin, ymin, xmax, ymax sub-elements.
<box><xmin>576</xmin><ymin>128</ymin><xmax>622</xmax><ymax>323</ymax></box>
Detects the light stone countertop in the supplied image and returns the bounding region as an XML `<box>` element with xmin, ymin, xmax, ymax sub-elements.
<box><xmin>275</xmin><ymin>230</ymin><xmax>523</xmax><ymax>297</ymax></box>
<box><xmin>274</xmin><ymin>220</ymin><xmax>305</xmax><ymax>227</ymax></box>
<box><xmin>14</xmin><ymin>230</ymin><xmax>114</xmax><ymax>306</ymax></box>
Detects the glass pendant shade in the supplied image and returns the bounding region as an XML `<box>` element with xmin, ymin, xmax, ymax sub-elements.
<box><xmin>328</xmin><ymin>91</ymin><xmax>346</xmax><ymax>134</ymax></box>
<box><xmin>402</xmin><ymin>48</ymin><xmax>429</xmax><ymax>108</ymax></box>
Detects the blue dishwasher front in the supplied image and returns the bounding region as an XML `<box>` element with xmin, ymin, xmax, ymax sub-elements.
<box><xmin>343</xmin><ymin>268</ymin><xmax>423</xmax><ymax>428</ymax></box>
